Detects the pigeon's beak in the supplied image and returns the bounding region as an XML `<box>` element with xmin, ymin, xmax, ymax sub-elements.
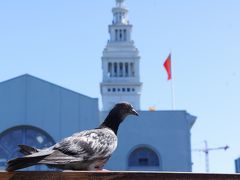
<box><xmin>131</xmin><ymin>108</ymin><xmax>139</xmax><ymax>116</ymax></box>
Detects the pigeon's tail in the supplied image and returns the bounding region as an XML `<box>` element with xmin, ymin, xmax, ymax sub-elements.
<box><xmin>18</xmin><ymin>144</ymin><xmax>39</xmax><ymax>155</ymax></box>
<box><xmin>6</xmin><ymin>155</ymin><xmax>48</xmax><ymax>171</ymax></box>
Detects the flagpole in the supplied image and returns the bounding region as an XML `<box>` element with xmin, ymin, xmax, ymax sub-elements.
<box><xmin>170</xmin><ymin>50</ymin><xmax>175</xmax><ymax>110</ymax></box>
<box><xmin>163</xmin><ymin>51</ymin><xmax>176</xmax><ymax>110</ymax></box>
<box><xmin>171</xmin><ymin>72</ymin><xmax>175</xmax><ymax>110</ymax></box>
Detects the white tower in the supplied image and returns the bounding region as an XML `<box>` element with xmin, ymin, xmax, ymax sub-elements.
<box><xmin>100</xmin><ymin>0</ymin><xmax>142</xmax><ymax>111</ymax></box>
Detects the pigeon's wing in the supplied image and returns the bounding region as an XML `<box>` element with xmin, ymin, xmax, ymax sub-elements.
<box><xmin>42</xmin><ymin>128</ymin><xmax>117</xmax><ymax>165</ymax></box>
<box><xmin>56</xmin><ymin>128</ymin><xmax>117</xmax><ymax>159</ymax></box>
<box><xmin>39</xmin><ymin>149</ymin><xmax>84</xmax><ymax>165</ymax></box>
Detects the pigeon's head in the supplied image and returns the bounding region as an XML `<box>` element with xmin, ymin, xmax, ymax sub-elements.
<box><xmin>111</xmin><ymin>102</ymin><xmax>139</xmax><ymax>120</ymax></box>
<box><xmin>101</xmin><ymin>102</ymin><xmax>138</xmax><ymax>134</ymax></box>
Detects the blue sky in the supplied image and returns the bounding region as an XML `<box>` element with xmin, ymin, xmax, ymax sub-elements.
<box><xmin>1</xmin><ymin>0</ymin><xmax>240</xmax><ymax>173</ymax></box>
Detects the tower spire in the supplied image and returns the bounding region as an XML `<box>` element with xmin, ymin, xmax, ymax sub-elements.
<box><xmin>112</xmin><ymin>0</ymin><xmax>128</xmax><ymax>25</ymax></box>
<box><xmin>116</xmin><ymin>0</ymin><xmax>124</xmax><ymax>7</ymax></box>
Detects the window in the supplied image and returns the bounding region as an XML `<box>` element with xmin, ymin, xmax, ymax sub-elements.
<box><xmin>125</xmin><ymin>63</ymin><xmax>129</xmax><ymax>77</ymax></box>
<box><xmin>0</xmin><ymin>126</ymin><xmax>55</xmax><ymax>171</ymax></box>
<box><xmin>119</xmin><ymin>13</ymin><xmax>122</xmax><ymax>23</ymax></box>
<box><xmin>119</xmin><ymin>63</ymin><xmax>123</xmax><ymax>77</ymax></box>
<box><xmin>124</xmin><ymin>29</ymin><xmax>127</xmax><ymax>41</ymax></box>
<box><xmin>128</xmin><ymin>146</ymin><xmax>160</xmax><ymax>171</ymax></box>
<box><xmin>118</xmin><ymin>13</ymin><xmax>121</xmax><ymax>23</ymax></box>
<box><xmin>119</xmin><ymin>29</ymin><xmax>122</xmax><ymax>41</ymax></box>
<box><xmin>127</xmin><ymin>88</ymin><xmax>130</xmax><ymax>92</ymax></box>
<box><xmin>115</xmin><ymin>29</ymin><xmax>118</xmax><ymax>41</ymax></box>
<box><xmin>108</xmin><ymin>63</ymin><xmax>112</xmax><ymax>77</ymax></box>
<box><xmin>114</xmin><ymin>62</ymin><xmax>118</xmax><ymax>77</ymax></box>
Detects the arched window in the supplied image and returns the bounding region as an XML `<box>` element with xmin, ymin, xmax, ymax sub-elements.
<box><xmin>0</xmin><ymin>126</ymin><xmax>55</xmax><ymax>171</ymax></box>
<box><xmin>119</xmin><ymin>63</ymin><xmax>123</xmax><ymax>77</ymax></box>
<box><xmin>125</xmin><ymin>63</ymin><xmax>129</xmax><ymax>77</ymax></box>
<box><xmin>114</xmin><ymin>63</ymin><xmax>118</xmax><ymax>77</ymax></box>
<box><xmin>128</xmin><ymin>146</ymin><xmax>161</xmax><ymax>171</ymax></box>
<box><xmin>130</xmin><ymin>63</ymin><xmax>135</xmax><ymax>77</ymax></box>
<box><xmin>119</xmin><ymin>29</ymin><xmax>123</xmax><ymax>41</ymax></box>
<box><xmin>108</xmin><ymin>62</ymin><xmax>112</xmax><ymax>77</ymax></box>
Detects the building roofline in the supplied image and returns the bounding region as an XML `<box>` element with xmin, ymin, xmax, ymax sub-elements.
<box><xmin>0</xmin><ymin>74</ymin><xmax>98</xmax><ymax>100</ymax></box>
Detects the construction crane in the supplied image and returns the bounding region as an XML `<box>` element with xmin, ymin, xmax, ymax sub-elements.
<box><xmin>192</xmin><ymin>140</ymin><xmax>229</xmax><ymax>172</ymax></box>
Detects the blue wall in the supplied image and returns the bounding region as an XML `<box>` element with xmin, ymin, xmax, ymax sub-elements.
<box><xmin>101</xmin><ymin>110</ymin><xmax>196</xmax><ymax>172</ymax></box>
<box><xmin>0</xmin><ymin>74</ymin><xmax>99</xmax><ymax>142</ymax></box>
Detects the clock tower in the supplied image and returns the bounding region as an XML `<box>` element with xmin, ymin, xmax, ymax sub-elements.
<box><xmin>100</xmin><ymin>0</ymin><xmax>142</xmax><ymax>111</ymax></box>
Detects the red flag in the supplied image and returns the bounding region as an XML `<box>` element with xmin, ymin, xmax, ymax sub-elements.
<box><xmin>163</xmin><ymin>54</ymin><xmax>172</xmax><ymax>80</ymax></box>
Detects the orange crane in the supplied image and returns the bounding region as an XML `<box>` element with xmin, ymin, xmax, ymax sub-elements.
<box><xmin>193</xmin><ymin>140</ymin><xmax>229</xmax><ymax>172</ymax></box>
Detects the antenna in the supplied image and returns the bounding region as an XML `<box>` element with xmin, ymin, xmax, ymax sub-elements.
<box><xmin>192</xmin><ymin>140</ymin><xmax>229</xmax><ymax>172</ymax></box>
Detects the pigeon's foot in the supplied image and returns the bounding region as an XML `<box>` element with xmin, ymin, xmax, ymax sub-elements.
<box><xmin>63</xmin><ymin>170</ymin><xmax>83</xmax><ymax>172</ymax></box>
<box><xmin>96</xmin><ymin>168</ymin><xmax>109</xmax><ymax>172</ymax></box>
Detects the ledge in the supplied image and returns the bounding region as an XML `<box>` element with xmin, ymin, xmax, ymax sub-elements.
<box><xmin>0</xmin><ymin>171</ymin><xmax>240</xmax><ymax>180</ymax></box>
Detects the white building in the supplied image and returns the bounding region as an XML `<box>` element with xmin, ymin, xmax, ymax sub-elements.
<box><xmin>100</xmin><ymin>0</ymin><xmax>196</xmax><ymax>172</ymax></box>
<box><xmin>100</xmin><ymin>0</ymin><xmax>142</xmax><ymax>111</ymax></box>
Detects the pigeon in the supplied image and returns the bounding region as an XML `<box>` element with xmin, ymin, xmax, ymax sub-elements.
<box><xmin>6</xmin><ymin>102</ymin><xmax>138</xmax><ymax>171</ymax></box>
